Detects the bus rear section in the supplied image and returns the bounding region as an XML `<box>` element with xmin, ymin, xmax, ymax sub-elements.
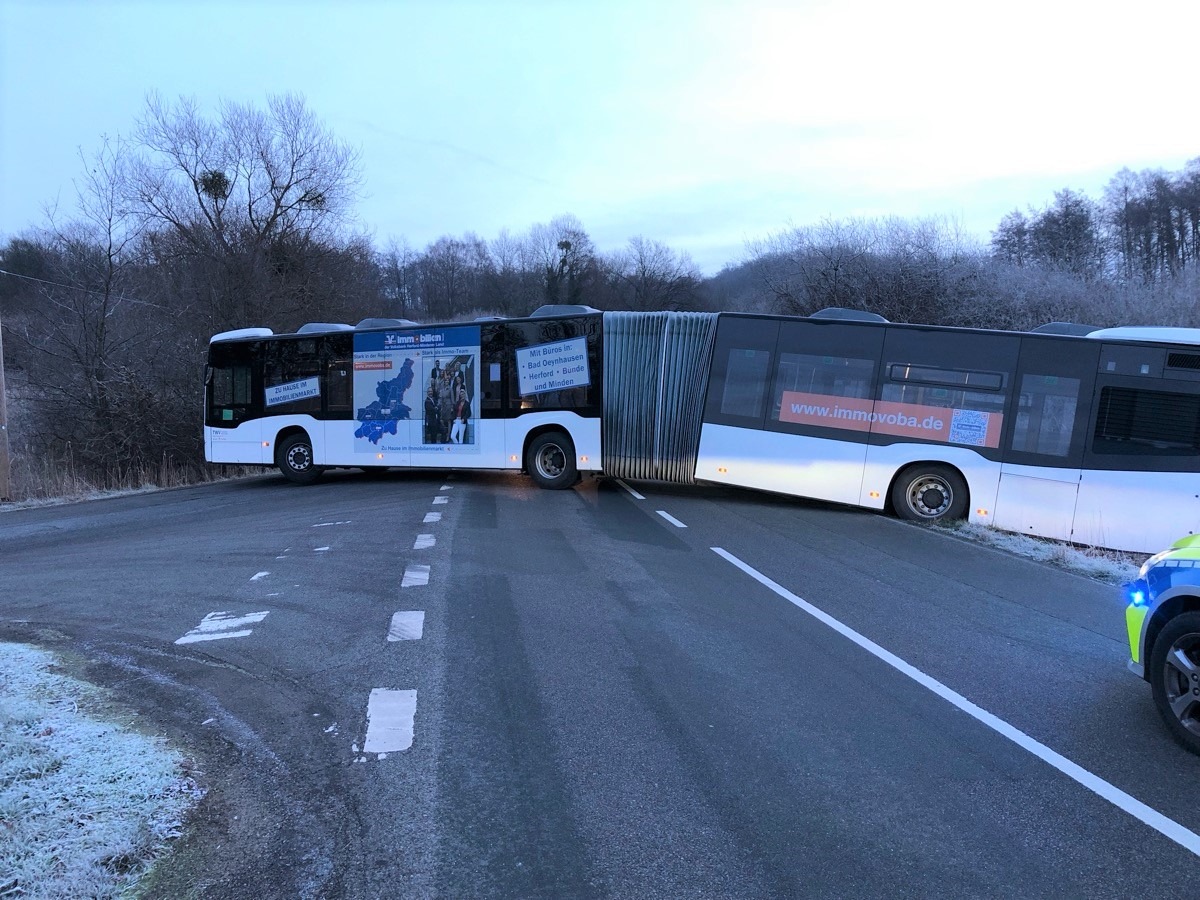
<box><xmin>204</xmin><ymin>311</ymin><xmax>603</xmax><ymax>485</ymax></box>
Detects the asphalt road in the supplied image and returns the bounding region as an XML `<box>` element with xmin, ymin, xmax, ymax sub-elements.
<box><xmin>1</xmin><ymin>471</ymin><xmax>1198</xmax><ymax>899</ymax></box>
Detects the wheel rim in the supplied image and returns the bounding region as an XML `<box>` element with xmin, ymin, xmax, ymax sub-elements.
<box><xmin>286</xmin><ymin>443</ymin><xmax>312</xmax><ymax>472</ymax></box>
<box><xmin>906</xmin><ymin>475</ymin><xmax>952</xmax><ymax>518</ymax></box>
<box><xmin>535</xmin><ymin>443</ymin><xmax>566</xmax><ymax>480</ymax></box>
<box><xmin>1162</xmin><ymin>632</ymin><xmax>1200</xmax><ymax>739</ymax></box>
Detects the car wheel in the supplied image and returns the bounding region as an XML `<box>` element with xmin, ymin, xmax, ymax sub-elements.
<box><xmin>1149</xmin><ymin>611</ymin><xmax>1200</xmax><ymax>756</ymax></box>
<box><xmin>891</xmin><ymin>464</ymin><xmax>968</xmax><ymax>522</ymax></box>
<box><xmin>277</xmin><ymin>433</ymin><xmax>323</xmax><ymax>485</ymax></box>
<box><xmin>525</xmin><ymin>431</ymin><xmax>579</xmax><ymax>490</ymax></box>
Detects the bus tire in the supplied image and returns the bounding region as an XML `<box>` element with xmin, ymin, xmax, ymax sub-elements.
<box><xmin>1149</xmin><ymin>611</ymin><xmax>1200</xmax><ymax>756</ymax></box>
<box><xmin>526</xmin><ymin>431</ymin><xmax>579</xmax><ymax>490</ymax></box>
<box><xmin>891</xmin><ymin>464</ymin><xmax>967</xmax><ymax>522</ymax></box>
<box><xmin>277</xmin><ymin>433</ymin><xmax>323</xmax><ymax>485</ymax></box>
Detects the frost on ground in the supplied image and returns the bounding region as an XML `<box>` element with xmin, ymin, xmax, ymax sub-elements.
<box><xmin>933</xmin><ymin>520</ymin><xmax>1142</xmax><ymax>585</ymax></box>
<box><xmin>0</xmin><ymin>643</ymin><xmax>203</xmax><ymax>899</ymax></box>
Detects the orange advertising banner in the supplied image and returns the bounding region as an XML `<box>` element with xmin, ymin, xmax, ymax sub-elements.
<box><xmin>779</xmin><ymin>391</ymin><xmax>1003</xmax><ymax>448</ymax></box>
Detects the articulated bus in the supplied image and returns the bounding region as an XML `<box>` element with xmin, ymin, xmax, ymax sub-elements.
<box><xmin>204</xmin><ymin>305</ymin><xmax>1200</xmax><ymax>553</ymax></box>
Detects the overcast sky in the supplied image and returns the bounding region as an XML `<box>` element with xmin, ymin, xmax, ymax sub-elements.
<box><xmin>3</xmin><ymin>0</ymin><xmax>1198</xmax><ymax>273</ymax></box>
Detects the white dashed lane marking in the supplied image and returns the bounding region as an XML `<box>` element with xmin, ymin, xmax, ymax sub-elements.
<box><xmin>656</xmin><ymin>510</ymin><xmax>687</xmax><ymax>528</ymax></box>
<box><xmin>388</xmin><ymin>611</ymin><xmax>425</xmax><ymax>641</ymax></box>
<box><xmin>362</xmin><ymin>688</ymin><xmax>417</xmax><ymax>754</ymax></box>
<box><xmin>433</xmin><ymin>496</ymin><xmax>449</xmax><ymax>505</ymax></box>
<box><xmin>440</xmin><ymin>484</ymin><xmax>452</xmax><ymax>490</ymax></box>
<box><xmin>401</xmin><ymin>565</ymin><xmax>430</xmax><ymax>588</ymax></box>
<box><xmin>423</xmin><ymin>512</ymin><xmax>442</xmax><ymax>523</ymax></box>
<box><xmin>616</xmin><ymin>479</ymin><xmax>645</xmax><ymax>500</ymax></box>
<box><xmin>414</xmin><ymin>534</ymin><xmax>436</xmax><ymax>550</ymax></box>
<box><xmin>314</xmin><ymin>546</ymin><xmax>331</xmax><ymax>552</ymax></box>
<box><xmin>176</xmin><ymin>611</ymin><xmax>269</xmax><ymax>645</ymax></box>
<box><xmin>312</xmin><ymin>521</ymin><xmax>352</xmax><ymax>527</ymax></box>
<box><xmin>250</xmin><ymin>571</ymin><xmax>270</xmax><ymax>581</ymax></box>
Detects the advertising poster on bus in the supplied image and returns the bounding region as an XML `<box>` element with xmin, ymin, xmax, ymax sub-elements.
<box><xmin>778</xmin><ymin>391</ymin><xmax>1003</xmax><ymax>448</ymax></box>
<box><xmin>352</xmin><ymin>325</ymin><xmax>481</xmax><ymax>455</ymax></box>
<box><xmin>514</xmin><ymin>336</ymin><xmax>591</xmax><ymax>400</ymax></box>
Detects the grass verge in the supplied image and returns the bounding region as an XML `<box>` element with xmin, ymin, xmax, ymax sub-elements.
<box><xmin>932</xmin><ymin>519</ymin><xmax>1142</xmax><ymax>584</ymax></box>
<box><xmin>0</xmin><ymin>643</ymin><xmax>203</xmax><ymax>898</ymax></box>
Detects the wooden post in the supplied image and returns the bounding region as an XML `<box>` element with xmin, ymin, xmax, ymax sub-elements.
<box><xmin>0</xmin><ymin>313</ymin><xmax>11</xmax><ymax>501</ymax></box>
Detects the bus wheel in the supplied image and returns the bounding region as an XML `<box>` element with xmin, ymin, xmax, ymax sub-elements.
<box><xmin>526</xmin><ymin>431</ymin><xmax>579</xmax><ymax>490</ymax></box>
<box><xmin>1150</xmin><ymin>612</ymin><xmax>1200</xmax><ymax>756</ymax></box>
<box><xmin>891</xmin><ymin>465</ymin><xmax>967</xmax><ymax>522</ymax></box>
<box><xmin>277</xmin><ymin>433</ymin><xmax>323</xmax><ymax>485</ymax></box>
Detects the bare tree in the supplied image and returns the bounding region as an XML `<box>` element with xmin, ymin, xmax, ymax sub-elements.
<box><xmin>128</xmin><ymin>92</ymin><xmax>363</xmax><ymax>327</ymax></box>
<box><xmin>380</xmin><ymin>238</ymin><xmax>420</xmax><ymax>318</ymax></box>
<box><xmin>991</xmin><ymin>210</ymin><xmax>1031</xmax><ymax>267</ymax></box>
<box><xmin>605</xmin><ymin>236</ymin><xmax>701</xmax><ymax>310</ymax></box>
<box><xmin>7</xmin><ymin>138</ymin><xmax>176</xmax><ymax>480</ymax></box>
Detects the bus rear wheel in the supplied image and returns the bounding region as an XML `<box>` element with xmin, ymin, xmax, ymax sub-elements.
<box><xmin>1150</xmin><ymin>612</ymin><xmax>1200</xmax><ymax>756</ymax></box>
<box><xmin>526</xmin><ymin>431</ymin><xmax>579</xmax><ymax>490</ymax></box>
<box><xmin>891</xmin><ymin>464</ymin><xmax>967</xmax><ymax>522</ymax></box>
<box><xmin>277</xmin><ymin>433</ymin><xmax>323</xmax><ymax>485</ymax></box>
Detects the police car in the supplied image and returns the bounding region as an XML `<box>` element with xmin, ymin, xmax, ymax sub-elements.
<box><xmin>1127</xmin><ymin>535</ymin><xmax>1200</xmax><ymax>755</ymax></box>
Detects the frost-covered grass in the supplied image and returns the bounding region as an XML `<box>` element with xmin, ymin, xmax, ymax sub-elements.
<box><xmin>0</xmin><ymin>644</ymin><xmax>203</xmax><ymax>899</ymax></box>
<box><xmin>933</xmin><ymin>520</ymin><xmax>1142</xmax><ymax>584</ymax></box>
<box><xmin>0</xmin><ymin>466</ymin><xmax>265</xmax><ymax>512</ymax></box>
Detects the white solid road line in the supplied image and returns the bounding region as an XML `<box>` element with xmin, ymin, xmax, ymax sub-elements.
<box><xmin>401</xmin><ymin>564</ymin><xmax>431</xmax><ymax>588</ymax></box>
<box><xmin>388</xmin><ymin>611</ymin><xmax>425</xmax><ymax>641</ymax></box>
<box><xmin>711</xmin><ymin>546</ymin><xmax>1200</xmax><ymax>858</ymax></box>
<box><xmin>616</xmin><ymin>479</ymin><xmax>645</xmax><ymax>500</ymax></box>
<box><xmin>175</xmin><ymin>611</ymin><xmax>269</xmax><ymax>645</ymax></box>
<box><xmin>363</xmin><ymin>688</ymin><xmax>417</xmax><ymax>753</ymax></box>
<box><xmin>656</xmin><ymin>510</ymin><xmax>687</xmax><ymax>528</ymax></box>
<box><xmin>413</xmin><ymin>534</ymin><xmax>436</xmax><ymax>550</ymax></box>
<box><xmin>423</xmin><ymin>512</ymin><xmax>442</xmax><ymax>524</ymax></box>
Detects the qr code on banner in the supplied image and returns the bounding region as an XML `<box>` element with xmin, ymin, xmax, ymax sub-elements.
<box><xmin>949</xmin><ymin>409</ymin><xmax>989</xmax><ymax>446</ymax></box>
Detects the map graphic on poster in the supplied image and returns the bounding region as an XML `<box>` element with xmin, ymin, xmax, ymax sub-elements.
<box><xmin>353</xmin><ymin>359</ymin><xmax>415</xmax><ymax>444</ymax></box>
<box><xmin>353</xmin><ymin>326</ymin><xmax>482</xmax><ymax>455</ymax></box>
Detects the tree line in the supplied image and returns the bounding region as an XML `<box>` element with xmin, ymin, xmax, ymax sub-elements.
<box><xmin>991</xmin><ymin>163</ymin><xmax>1200</xmax><ymax>284</ymax></box>
<box><xmin>0</xmin><ymin>92</ymin><xmax>1195</xmax><ymax>497</ymax></box>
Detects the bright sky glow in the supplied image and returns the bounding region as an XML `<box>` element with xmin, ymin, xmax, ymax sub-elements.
<box><xmin>2</xmin><ymin>0</ymin><xmax>1198</xmax><ymax>272</ymax></box>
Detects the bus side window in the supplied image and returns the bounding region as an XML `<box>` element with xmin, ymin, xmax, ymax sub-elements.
<box><xmin>1010</xmin><ymin>375</ymin><xmax>1080</xmax><ymax>457</ymax></box>
<box><xmin>720</xmin><ymin>349</ymin><xmax>771</xmax><ymax>418</ymax></box>
<box><xmin>1092</xmin><ymin>387</ymin><xmax>1200</xmax><ymax>455</ymax></box>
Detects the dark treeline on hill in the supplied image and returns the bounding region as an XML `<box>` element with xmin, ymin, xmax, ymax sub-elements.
<box><xmin>0</xmin><ymin>92</ymin><xmax>1197</xmax><ymax>497</ymax></box>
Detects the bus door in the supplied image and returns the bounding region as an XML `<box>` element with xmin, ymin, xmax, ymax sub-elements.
<box><xmin>992</xmin><ymin>338</ymin><xmax>1097</xmax><ymax>542</ymax></box>
<box><xmin>1075</xmin><ymin>345</ymin><xmax>1200</xmax><ymax>552</ymax></box>
<box><xmin>322</xmin><ymin>349</ymin><xmax>357</xmax><ymax>465</ymax></box>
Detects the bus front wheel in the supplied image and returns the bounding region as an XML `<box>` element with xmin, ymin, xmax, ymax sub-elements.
<box><xmin>891</xmin><ymin>464</ymin><xmax>967</xmax><ymax>522</ymax></box>
<box><xmin>525</xmin><ymin>431</ymin><xmax>579</xmax><ymax>490</ymax></box>
<box><xmin>277</xmin><ymin>433</ymin><xmax>323</xmax><ymax>485</ymax></box>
